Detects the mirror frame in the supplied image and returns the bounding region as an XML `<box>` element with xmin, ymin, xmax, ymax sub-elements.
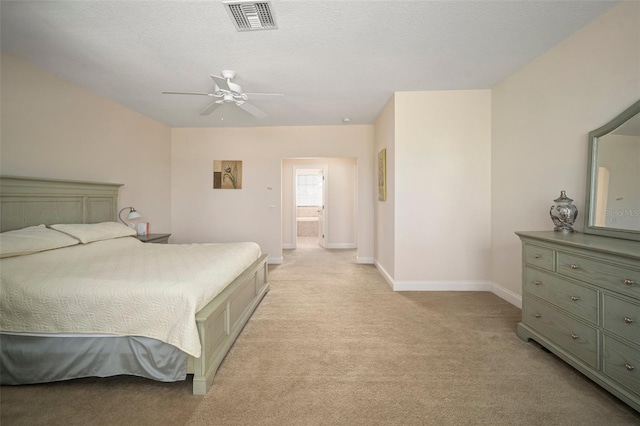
<box><xmin>584</xmin><ymin>99</ymin><xmax>640</xmax><ymax>241</ymax></box>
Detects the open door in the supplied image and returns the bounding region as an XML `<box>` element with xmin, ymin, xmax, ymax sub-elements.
<box><xmin>317</xmin><ymin>168</ymin><xmax>326</xmax><ymax>248</ymax></box>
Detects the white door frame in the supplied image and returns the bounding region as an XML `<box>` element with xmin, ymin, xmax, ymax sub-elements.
<box><xmin>292</xmin><ymin>164</ymin><xmax>328</xmax><ymax>249</ymax></box>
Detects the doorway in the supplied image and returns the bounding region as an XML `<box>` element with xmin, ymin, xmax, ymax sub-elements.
<box><xmin>282</xmin><ymin>157</ymin><xmax>358</xmax><ymax>252</ymax></box>
<box><xmin>294</xmin><ymin>166</ymin><xmax>327</xmax><ymax>249</ymax></box>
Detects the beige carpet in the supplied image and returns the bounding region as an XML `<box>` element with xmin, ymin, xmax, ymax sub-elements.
<box><xmin>2</xmin><ymin>241</ymin><xmax>639</xmax><ymax>425</ymax></box>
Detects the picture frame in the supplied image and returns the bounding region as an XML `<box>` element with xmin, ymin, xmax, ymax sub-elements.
<box><xmin>378</xmin><ymin>149</ymin><xmax>386</xmax><ymax>201</ymax></box>
<box><xmin>213</xmin><ymin>160</ymin><xmax>243</xmax><ymax>189</ymax></box>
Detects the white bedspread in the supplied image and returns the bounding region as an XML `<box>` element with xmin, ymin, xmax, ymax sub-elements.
<box><xmin>0</xmin><ymin>237</ymin><xmax>262</xmax><ymax>357</ymax></box>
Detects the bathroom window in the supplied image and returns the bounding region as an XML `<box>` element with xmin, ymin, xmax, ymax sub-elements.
<box><xmin>296</xmin><ymin>173</ymin><xmax>323</xmax><ymax>206</ymax></box>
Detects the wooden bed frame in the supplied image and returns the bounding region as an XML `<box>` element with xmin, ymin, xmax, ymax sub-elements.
<box><xmin>0</xmin><ymin>175</ymin><xmax>269</xmax><ymax>395</ymax></box>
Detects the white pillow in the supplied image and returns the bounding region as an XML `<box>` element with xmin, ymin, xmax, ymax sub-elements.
<box><xmin>49</xmin><ymin>222</ymin><xmax>136</xmax><ymax>244</ymax></box>
<box><xmin>0</xmin><ymin>225</ymin><xmax>80</xmax><ymax>258</ymax></box>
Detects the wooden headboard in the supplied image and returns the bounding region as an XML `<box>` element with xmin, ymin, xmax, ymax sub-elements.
<box><xmin>0</xmin><ymin>176</ymin><xmax>122</xmax><ymax>232</ymax></box>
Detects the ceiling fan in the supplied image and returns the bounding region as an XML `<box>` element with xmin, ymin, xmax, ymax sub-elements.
<box><xmin>162</xmin><ymin>70</ymin><xmax>283</xmax><ymax>119</ymax></box>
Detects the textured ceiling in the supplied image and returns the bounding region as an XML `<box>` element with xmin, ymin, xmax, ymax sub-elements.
<box><xmin>1</xmin><ymin>1</ymin><xmax>618</xmax><ymax>128</ymax></box>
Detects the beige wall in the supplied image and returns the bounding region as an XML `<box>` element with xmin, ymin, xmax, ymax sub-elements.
<box><xmin>491</xmin><ymin>1</ymin><xmax>640</xmax><ymax>305</ymax></box>
<box><xmin>171</xmin><ymin>126</ymin><xmax>374</xmax><ymax>263</ymax></box>
<box><xmin>373</xmin><ymin>91</ymin><xmax>492</xmax><ymax>289</ymax></box>
<box><xmin>0</xmin><ymin>53</ymin><xmax>172</xmax><ymax>232</ymax></box>
<box><xmin>386</xmin><ymin>90</ymin><xmax>492</xmax><ymax>288</ymax></box>
<box><xmin>374</xmin><ymin>95</ymin><xmax>396</xmax><ymax>277</ymax></box>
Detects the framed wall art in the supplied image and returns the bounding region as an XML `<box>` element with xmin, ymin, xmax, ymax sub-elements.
<box><xmin>213</xmin><ymin>160</ymin><xmax>243</xmax><ymax>189</ymax></box>
<box><xmin>378</xmin><ymin>149</ymin><xmax>386</xmax><ymax>201</ymax></box>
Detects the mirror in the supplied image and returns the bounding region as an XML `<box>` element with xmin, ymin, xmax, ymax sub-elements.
<box><xmin>585</xmin><ymin>99</ymin><xmax>640</xmax><ymax>241</ymax></box>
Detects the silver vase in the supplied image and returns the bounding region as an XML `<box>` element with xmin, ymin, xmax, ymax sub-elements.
<box><xmin>550</xmin><ymin>190</ymin><xmax>578</xmax><ymax>232</ymax></box>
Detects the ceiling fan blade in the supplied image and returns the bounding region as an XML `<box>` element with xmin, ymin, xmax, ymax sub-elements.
<box><xmin>245</xmin><ymin>92</ymin><xmax>284</xmax><ymax>100</ymax></box>
<box><xmin>199</xmin><ymin>101</ymin><xmax>222</xmax><ymax>116</ymax></box>
<box><xmin>162</xmin><ymin>91</ymin><xmax>211</xmax><ymax>96</ymax></box>
<box><xmin>237</xmin><ymin>101</ymin><xmax>268</xmax><ymax>119</ymax></box>
<box><xmin>211</xmin><ymin>75</ymin><xmax>230</xmax><ymax>92</ymax></box>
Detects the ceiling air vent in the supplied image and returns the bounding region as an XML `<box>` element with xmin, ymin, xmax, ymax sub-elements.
<box><xmin>224</xmin><ymin>1</ymin><xmax>278</xmax><ymax>32</ymax></box>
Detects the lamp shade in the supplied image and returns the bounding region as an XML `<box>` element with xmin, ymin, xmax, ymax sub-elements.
<box><xmin>119</xmin><ymin>207</ymin><xmax>141</xmax><ymax>224</ymax></box>
<box><xmin>127</xmin><ymin>209</ymin><xmax>142</xmax><ymax>220</ymax></box>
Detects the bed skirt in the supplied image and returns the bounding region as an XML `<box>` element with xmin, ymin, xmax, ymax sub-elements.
<box><xmin>0</xmin><ymin>333</ymin><xmax>187</xmax><ymax>385</ymax></box>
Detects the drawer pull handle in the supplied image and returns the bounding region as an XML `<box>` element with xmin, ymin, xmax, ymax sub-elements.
<box><xmin>571</xmin><ymin>333</ymin><xmax>579</xmax><ymax>340</ymax></box>
<box><xmin>534</xmin><ymin>254</ymin><xmax>541</xmax><ymax>259</ymax></box>
<box><xmin>534</xmin><ymin>280</ymin><xmax>542</xmax><ymax>286</ymax></box>
<box><xmin>623</xmin><ymin>279</ymin><xmax>634</xmax><ymax>286</ymax></box>
<box><xmin>624</xmin><ymin>317</ymin><xmax>634</xmax><ymax>324</ymax></box>
<box><xmin>625</xmin><ymin>364</ymin><xmax>635</xmax><ymax>371</ymax></box>
<box><xmin>570</xmin><ymin>264</ymin><xmax>579</xmax><ymax>270</ymax></box>
<box><xmin>570</xmin><ymin>296</ymin><xmax>579</xmax><ymax>301</ymax></box>
<box><xmin>534</xmin><ymin>313</ymin><xmax>541</xmax><ymax>319</ymax></box>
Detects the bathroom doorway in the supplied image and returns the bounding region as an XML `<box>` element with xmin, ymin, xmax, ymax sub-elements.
<box><xmin>282</xmin><ymin>158</ymin><xmax>357</xmax><ymax>251</ymax></box>
<box><xmin>294</xmin><ymin>166</ymin><xmax>327</xmax><ymax>249</ymax></box>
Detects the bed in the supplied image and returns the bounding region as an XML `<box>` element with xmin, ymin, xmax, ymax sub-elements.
<box><xmin>0</xmin><ymin>175</ymin><xmax>269</xmax><ymax>395</ymax></box>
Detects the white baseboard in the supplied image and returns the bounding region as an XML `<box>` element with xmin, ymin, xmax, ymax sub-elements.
<box><xmin>373</xmin><ymin>261</ymin><xmax>521</xmax><ymax>308</ymax></box>
<box><xmin>325</xmin><ymin>243</ymin><xmax>357</xmax><ymax>249</ymax></box>
<box><xmin>357</xmin><ymin>256</ymin><xmax>374</xmax><ymax>264</ymax></box>
<box><xmin>393</xmin><ymin>280</ymin><xmax>494</xmax><ymax>292</ymax></box>
<box><xmin>283</xmin><ymin>243</ymin><xmax>356</xmax><ymax>250</ymax></box>
<box><xmin>490</xmin><ymin>282</ymin><xmax>522</xmax><ymax>308</ymax></box>
<box><xmin>268</xmin><ymin>256</ymin><xmax>283</xmax><ymax>265</ymax></box>
<box><xmin>374</xmin><ymin>261</ymin><xmax>394</xmax><ymax>289</ymax></box>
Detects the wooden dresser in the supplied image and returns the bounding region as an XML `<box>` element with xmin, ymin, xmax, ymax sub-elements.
<box><xmin>516</xmin><ymin>231</ymin><xmax>640</xmax><ymax>413</ymax></box>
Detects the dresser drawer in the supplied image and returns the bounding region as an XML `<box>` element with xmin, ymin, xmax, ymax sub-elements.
<box><xmin>524</xmin><ymin>267</ymin><xmax>598</xmax><ymax>324</ymax></box>
<box><xmin>524</xmin><ymin>244</ymin><xmax>555</xmax><ymax>271</ymax></box>
<box><xmin>603</xmin><ymin>335</ymin><xmax>640</xmax><ymax>397</ymax></box>
<box><xmin>557</xmin><ymin>252</ymin><xmax>640</xmax><ymax>300</ymax></box>
<box><xmin>603</xmin><ymin>294</ymin><xmax>640</xmax><ymax>345</ymax></box>
<box><xmin>525</xmin><ymin>297</ymin><xmax>599</xmax><ymax>369</ymax></box>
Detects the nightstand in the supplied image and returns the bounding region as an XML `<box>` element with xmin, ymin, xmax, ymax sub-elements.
<box><xmin>136</xmin><ymin>233</ymin><xmax>171</xmax><ymax>244</ymax></box>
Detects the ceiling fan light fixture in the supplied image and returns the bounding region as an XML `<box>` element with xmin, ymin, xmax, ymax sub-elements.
<box><xmin>163</xmin><ymin>71</ymin><xmax>283</xmax><ymax>120</ymax></box>
<box><xmin>224</xmin><ymin>1</ymin><xmax>278</xmax><ymax>32</ymax></box>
